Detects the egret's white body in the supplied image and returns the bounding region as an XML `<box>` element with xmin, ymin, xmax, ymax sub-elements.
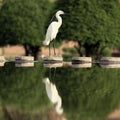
<box><xmin>43</xmin><ymin>10</ymin><xmax>64</xmax><ymax>46</ymax></box>
<box><xmin>43</xmin><ymin>77</ymin><xmax>63</xmax><ymax>114</ymax></box>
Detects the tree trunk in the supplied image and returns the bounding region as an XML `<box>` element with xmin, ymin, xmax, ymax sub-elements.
<box><xmin>29</xmin><ymin>45</ymin><xmax>41</xmax><ymax>60</ymax></box>
<box><xmin>23</xmin><ymin>44</ymin><xmax>41</xmax><ymax>60</ymax></box>
<box><xmin>84</xmin><ymin>42</ymin><xmax>100</xmax><ymax>59</ymax></box>
<box><xmin>75</xmin><ymin>41</ymin><xmax>84</xmax><ymax>56</ymax></box>
<box><xmin>84</xmin><ymin>43</ymin><xmax>92</xmax><ymax>57</ymax></box>
<box><xmin>23</xmin><ymin>43</ymin><xmax>32</xmax><ymax>56</ymax></box>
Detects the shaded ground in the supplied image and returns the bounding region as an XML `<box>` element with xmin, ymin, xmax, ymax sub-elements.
<box><xmin>0</xmin><ymin>42</ymin><xmax>119</xmax><ymax>58</ymax></box>
<box><xmin>108</xmin><ymin>107</ymin><xmax>120</xmax><ymax>120</ymax></box>
<box><xmin>0</xmin><ymin>41</ymin><xmax>78</xmax><ymax>57</ymax></box>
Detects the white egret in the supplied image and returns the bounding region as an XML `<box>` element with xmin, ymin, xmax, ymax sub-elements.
<box><xmin>43</xmin><ymin>10</ymin><xmax>65</xmax><ymax>55</ymax></box>
<box><xmin>43</xmin><ymin>77</ymin><xmax>63</xmax><ymax>115</ymax></box>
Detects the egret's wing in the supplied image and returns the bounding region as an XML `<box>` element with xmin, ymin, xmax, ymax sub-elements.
<box><xmin>44</xmin><ymin>81</ymin><xmax>57</xmax><ymax>103</ymax></box>
<box><xmin>43</xmin><ymin>78</ymin><xmax>53</xmax><ymax>102</ymax></box>
<box><xmin>46</xmin><ymin>22</ymin><xmax>59</xmax><ymax>40</ymax></box>
<box><xmin>50</xmin><ymin>83</ymin><xmax>59</xmax><ymax>103</ymax></box>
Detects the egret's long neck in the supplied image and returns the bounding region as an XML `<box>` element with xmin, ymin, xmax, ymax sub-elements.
<box><xmin>56</xmin><ymin>14</ymin><xmax>62</xmax><ymax>28</ymax></box>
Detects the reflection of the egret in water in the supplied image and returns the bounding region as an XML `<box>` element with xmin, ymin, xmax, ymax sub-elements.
<box><xmin>43</xmin><ymin>56</ymin><xmax>64</xmax><ymax>114</ymax></box>
<box><xmin>43</xmin><ymin>77</ymin><xmax>63</xmax><ymax>115</ymax></box>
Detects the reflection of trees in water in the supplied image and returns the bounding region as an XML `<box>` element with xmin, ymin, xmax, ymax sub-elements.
<box><xmin>0</xmin><ymin>64</ymin><xmax>66</xmax><ymax>120</ymax></box>
<box><xmin>0</xmin><ymin>64</ymin><xmax>120</xmax><ymax>120</ymax></box>
<box><xmin>0</xmin><ymin>63</ymin><xmax>49</xmax><ymax>111</ymax></box>
<box><xmin>54</xmin><ymin>66</ymin><xmax>120</xmax><ymax>120</ymax></box>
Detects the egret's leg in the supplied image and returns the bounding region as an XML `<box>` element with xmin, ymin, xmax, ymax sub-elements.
<box><xmin>53</xmin><ymin>67</ymin><xmax>56</xmax><ymax>82</ymax></box>
<box><xmin>53</xmin><ymin>39</ymin><xmax>56</xmax><ymax>55</ymax></box>
<box><xmin>49</xmin><ymin>43</ymin><xmax>51</xmax><ymax>56</ymax></box>
<box><xmin>49</xmin><ymin>68</ymin><xmax>52</xmax><ymax>80</ymax></box>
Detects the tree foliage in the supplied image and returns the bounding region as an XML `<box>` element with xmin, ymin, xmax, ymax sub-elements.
<box><xmin>0</xmin><ymin>0</ymin><xmax>3</xmax><ymax>8</ymax></box>
<box><xmin>0</xmin><ymin>0</ymin><xmax>53</xmax><ymax>59</ymax></box>
<box><xmin>55</xmin><ymin>0</ymin><xmax>120</xmax><ymax>57</ymax></box>
<box><xmin>0</xmin><ymin>0</ymin><xmax>51</xmax><ymax>46</ymax></box>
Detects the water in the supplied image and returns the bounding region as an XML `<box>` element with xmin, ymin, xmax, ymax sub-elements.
<box><xmin>0</xmin><ymin>61</ymin><xmax>120</xmax><ymax>120</ymax></box>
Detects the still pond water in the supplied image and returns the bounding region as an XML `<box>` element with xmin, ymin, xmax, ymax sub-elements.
<box><xmin>0</xmin><ymin>60</ymin><xmax>120</xmax><ymax>120</ymax></box>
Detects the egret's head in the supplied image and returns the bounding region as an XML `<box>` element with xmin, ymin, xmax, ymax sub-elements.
<box><xmin>56</xmin><ymin>10</ymin><xmax>65</xmax><ymax>15</ymax></box>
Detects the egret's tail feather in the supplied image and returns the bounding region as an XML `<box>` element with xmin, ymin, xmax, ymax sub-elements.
<box><xmin>43</xmin><ymin>39</ymin><xmax>50</xmax><ymax>46</ymax></box>
<box><xmin>43</xmin><ymin>77</ymin><xmax>50</xmax><ymax>84</ymax></box>
<box><xmin>56</xmin><ymin>107</ymin><xmax>63</xmax><ymax>115</ymax></box>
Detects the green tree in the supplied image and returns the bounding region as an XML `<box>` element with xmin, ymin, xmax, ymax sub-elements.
<box><xmin>0</xmin><ymin>0</ymin><xmax>3</xmax><ymax>8</ymax></box>
<box><xmin>55</xmin><ymin>0</ymin><xmax>120</xmax><ymax>58</ymax></box>
<box><xmin>0</xmin><ymin>0</ymin><xmax>52</xmax><ymax>59</ymax></box>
